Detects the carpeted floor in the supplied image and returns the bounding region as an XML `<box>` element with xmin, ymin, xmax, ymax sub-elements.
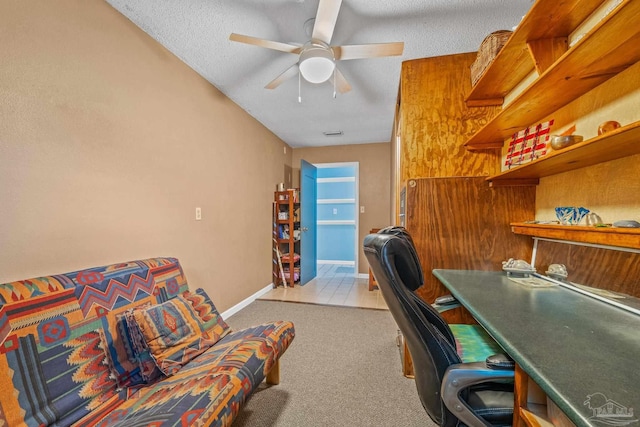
<box><xmin>226</xmin><ymin>300</ymin><xmax>436</xmax><ymax>427</ymax></box>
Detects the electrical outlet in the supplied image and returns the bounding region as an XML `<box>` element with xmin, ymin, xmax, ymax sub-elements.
<box><xmin>360</xmin><ymin>206</ymin><xmax>365</xmax><ymax>213</ymax></box>
<box><xmin>195</xmin><ymin>207</ymin><xmax>202</xmax><ymax>220</ymax></box>
<box><xmin>333</xmin><ymin>208</ymin><xmax>338</xmax><ymax>215</ymax></box>
<box><xmin>283</xmin><ymin>146</ymin><xmax>287</xmax><ymax>154</ymax></box>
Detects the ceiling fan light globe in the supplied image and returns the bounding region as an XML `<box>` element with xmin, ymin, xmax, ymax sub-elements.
<box><xmin>299</xmin><ymin>48</ymin><xmax>335</xmax><ymax>84</ymax></box>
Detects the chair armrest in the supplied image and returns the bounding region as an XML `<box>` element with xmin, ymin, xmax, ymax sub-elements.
<box><xmin>441</xmin><ymin>360</ymin><xmax>515</xmax><ymax>427</ymax></box>
<box><xmin>486</xmin><ymin>353</ymin><xmax>515</xmax><ymax>370</ymax></box>
<box><xmin>432</xmin><ymin>294</ymin><xmax>461</xmax><ymax>313</ymax></box>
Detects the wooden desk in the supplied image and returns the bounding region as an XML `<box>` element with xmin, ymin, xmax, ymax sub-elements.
<box><xmin>433</xmin><ymin>269</ymin><xmax>640</xmax><ymax>427</ymax></box>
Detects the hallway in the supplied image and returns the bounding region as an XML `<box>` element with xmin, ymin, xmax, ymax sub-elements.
<box><xmin>260</xmin><ymin>263</ymin><xmax>389</xmax><ymax>310</ymax></box>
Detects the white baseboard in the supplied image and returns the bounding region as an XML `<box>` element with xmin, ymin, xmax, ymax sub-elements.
<box><xmin>221</xmin><ymin>283</ymin><xmax>273</xmax><ymax>319</ymax></box>
<box><xmin>317</xmin><ymin>260</ymin><xmax>355</xmax><ymax>266</ymax></box>
<box><xmin>357</xmin><ymin>273</ymin><xmax>368</xmax><ymax>279</ymax></box>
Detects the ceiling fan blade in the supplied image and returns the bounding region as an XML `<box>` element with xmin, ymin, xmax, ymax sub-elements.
<box><xmin>331</xmin><ymin>67</ymin><xmax>351</xmax><ymax>94</ymax></box>
<box><xmin>229</xmin><ymin>33</ymin><xmax>302</xmax><ymax>54</ymax></box>
<box><xmin>312</xmin><ymin>0</ymin><xmax>342</xmax><ymax>45</ymax></box>
<box><xmin>265</xmin><ymin>64</ymin><xmax>300</xmax><ymax>89</ymax></box>
<box><xmin>333</xmin><ymin>42</ymin><xmax>404</xmax><ymax>61</ymax></box>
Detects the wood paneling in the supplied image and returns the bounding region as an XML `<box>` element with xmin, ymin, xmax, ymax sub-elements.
<box><xmin>396</xmin><ymin>54</ymin><xmax>535</xmax><ymax>323</ymax></box>
<box><xmin>399</xmin><ymin>54</ymin><xmax>501</xmax><ymax>182</ymax></box>
<box><xmin>406</xmin><ymin>177</ymin><xmax>536</xmax><ymax>323</ymax></box>
<box><xmin>534</xmin><ymin>240</ymin><xmax>640</xmax><ymax>297</ymax></box>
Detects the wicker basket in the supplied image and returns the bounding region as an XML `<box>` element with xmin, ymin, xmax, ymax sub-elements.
<box><xmin>470</xmin><ymin>30</ymin><xmax>513</xmax><ymax>86</ymax></box>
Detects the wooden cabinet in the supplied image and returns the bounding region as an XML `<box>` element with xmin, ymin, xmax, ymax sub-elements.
<box><xmin>463</xmin><ymin>0</ymin><xmax>640</xmax><ymax>187</ymax></box>
<box><xmin>273</xmin><ymin>189</ymin><xmax>300</xmax><ymax>287</ymax></box>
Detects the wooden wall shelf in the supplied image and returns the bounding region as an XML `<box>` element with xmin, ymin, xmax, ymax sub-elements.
<box><xmin>464</xmin><ymin>0</ymin><xmax>640</xmax><ymax>150</ymax></box>
<box><xmin>487</xmin><ymin>121</ymin><xmax>640</xmax><ymax>186</ymax></box>
<box><xmin>511</xmin><ymin>222</ymin><xmax>640</xmax><ymax>249</ymax></box>
<box><xmin>466</xmin><ymin>0</ymin><xmax>603</xmax><ymax>104</ymax></box>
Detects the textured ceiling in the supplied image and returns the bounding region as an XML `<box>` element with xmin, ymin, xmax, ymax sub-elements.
<box><xmin>105</xmin><ymin>0</ymin><xmax>533</xmax><ymax>148</ymax></box>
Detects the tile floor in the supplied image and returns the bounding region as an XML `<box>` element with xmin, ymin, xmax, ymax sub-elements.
<box><xmin>260</xmin><ymin>263</ymin><xmax>389</xmax><ymax>310</ymax></box>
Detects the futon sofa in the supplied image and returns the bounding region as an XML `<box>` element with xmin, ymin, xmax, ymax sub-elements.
<box><xmin>0</xmin><ymin>257</ymin><xmax>295</xmax><ymax>426</ymax></box>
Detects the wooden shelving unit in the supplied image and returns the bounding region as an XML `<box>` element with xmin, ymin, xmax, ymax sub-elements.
<box><xmin>273</xmin><ymin>189</ymin><xmax>300</xmax><ymax>287</ymax></box>
<box><xmin>457</xmin><ymin>4</ymin><xmax>640</xmax><ymax>426</ymax></box>
<box><xmin>466</xmin><ymin>0</ymin><xmax>604</xmax><ymax>105</ymax></box>
<box><xmin>464</xmin><ymin>0</ymin><xmax>640</xmax><ymax>150</ymax></box>
<box><xmin>487</xmin><ymin>121</ymin><xmax>640</xmax><ymax>186</ymax></box>
<box><xmin>511</xmin><ymin>222</ymin><xmax>640</xmax><ymax>249</ymax></box>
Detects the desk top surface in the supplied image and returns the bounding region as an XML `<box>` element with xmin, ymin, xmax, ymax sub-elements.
<box><xmin>433</xmin><ymin>269</ymin><xmax>640</xmax><ymax>427</ymax></box>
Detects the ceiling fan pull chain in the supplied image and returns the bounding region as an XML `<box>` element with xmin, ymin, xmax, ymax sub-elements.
<box><xmin>298</xmin><ymin>70</ymin><xmax>302</xmax><ymax>103</ymax></box>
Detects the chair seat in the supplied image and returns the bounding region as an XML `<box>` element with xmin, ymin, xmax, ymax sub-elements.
<box><xmin>450</xmin><ymin>325</ymin><xmax>513</xmax><ymax>426</ymax></box>
<box><xmin>468</xmin><ymin>385</ymin><xmax>514</xmax><ymax>426</ymax></box>
<box><xmin>450</xmin><ymin>324</ymin><xmax>504</xmax><ymax>363</ymax></box>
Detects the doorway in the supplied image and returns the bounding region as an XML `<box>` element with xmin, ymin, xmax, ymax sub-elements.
<box><xmin>300</xmin><ymin>160</ymin><xmax>317</xmax><ymax>285</ymax></box>
<box><xmin>315</xmin><ymin>162</ymin><xmax>359</xmax><ymax>276</ymax></box>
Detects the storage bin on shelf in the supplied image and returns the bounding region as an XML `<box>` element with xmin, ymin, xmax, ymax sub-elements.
<box><xmin>280</xmin><ymin>252</ymin><xmax>300</xmax><ymax>263</ymax></box>
<box><xmin>284</xmin><ymin>267</ymin><xmax>300</xmax><ymax>282</ymax></box>
<box><xmin>470</xmin><ymin>30</ymin><xmax>512</xmax><ymax>86</ymax></box>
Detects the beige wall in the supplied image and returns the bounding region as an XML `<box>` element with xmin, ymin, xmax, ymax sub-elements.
<box><xmin>0</xmin><ymin>0</ymin><xmax>293</xmax><ymax>311</ymax></box>
<box><xmin>292</xmin><ymin>143</ymin><xmax>392</xmax><ymax>274</ymax></box>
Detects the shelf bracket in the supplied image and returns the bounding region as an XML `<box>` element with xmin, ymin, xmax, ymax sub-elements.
<box><xmin>526</xmin><ymin>37</ymin><xmax>568</xmax><ymax>75</ymax></box>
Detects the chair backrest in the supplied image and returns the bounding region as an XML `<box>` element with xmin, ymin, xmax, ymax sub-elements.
<box><xmin>363</xmin><ymin>232</ymin><xmax>461</xmax><ymax>427</ymax></box>
<box><xmin>376</xmin><ymin>226</ymin><xmax>423</xmax><ymax>290</ymax></box>
<box><xmin>376</xmin><ymin>226</ymin><xmax>456</xmax><ymax>346</ymax></box>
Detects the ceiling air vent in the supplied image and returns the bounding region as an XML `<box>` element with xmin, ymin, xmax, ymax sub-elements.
<box><xmin>323</xmin><ymin>131</ymin><xmax>343</xmax><ymax>137</ymax></box>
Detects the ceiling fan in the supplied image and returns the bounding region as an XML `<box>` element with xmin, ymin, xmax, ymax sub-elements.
<box><xmin>229</xmin><ymin>0</ymin><xmax>404</xmax><ymax>95</ymax></box>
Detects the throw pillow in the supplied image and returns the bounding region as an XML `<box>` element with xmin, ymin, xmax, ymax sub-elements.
<box><xmin>130</xmin><ymin>289</ymin><xmax>230</xmax><ymax>376</ymax></box>
<box><xmin>181</xmin><ymin>288</ymin><xmax>230</xmax><ymax>336</ymax></box>
<box><xmin>121</xmin><ymin>307</ymin><xmax>164</xmax><ymax>384</ymax></box>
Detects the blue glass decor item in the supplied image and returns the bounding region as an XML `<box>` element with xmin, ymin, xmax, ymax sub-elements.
<box><xmin>555</xmin><ymin>206</ymin><xmax>590</xmax><ymax>225</ymax></box>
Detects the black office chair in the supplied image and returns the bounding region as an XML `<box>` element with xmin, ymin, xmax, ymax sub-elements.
<box><xmin>375</xmin><ymin>226</ymin><xmax>458</xmax><ymax>344</ymax></box>
<box><xmin>364</xmin><ymin>230</ymin><xmax>515</xmax><ymax>427</ymax></box>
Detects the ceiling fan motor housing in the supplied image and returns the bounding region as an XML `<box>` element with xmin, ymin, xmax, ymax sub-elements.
<box><xmin>299</xmin><ymin>41</ymin><xmax>335</xmax><ymax>84</ymax></box>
